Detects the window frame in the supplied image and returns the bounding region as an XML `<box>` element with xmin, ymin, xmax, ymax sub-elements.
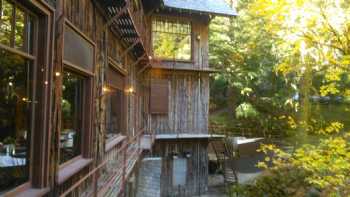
<box><xmin>151</xmin><ymin>16</ymin><xmax>193</xmax><ymax>62</ymax></box>
<box><xmin>0</xmin><ymin>0</ymin><xmax>55</xmax><ymax>195</ymax></box>
<box><xmin>58</xmin><ymin>20</ymin><xmax>95</xmax><ymax>169</ymax></box>
<box><xmin>104</xmin><ymin>60</ymin><xmax>127</xmax><ymax>149</ymax></box>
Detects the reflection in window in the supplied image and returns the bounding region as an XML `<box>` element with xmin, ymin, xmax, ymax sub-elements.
<box><xmin>152</xmin><ymin>19</ymin><xmax>191</xmax><ymax>60</ymax></box>
<box><xmin>0</xmin><ymin>0</ymin><xmax>13</xmax><ymax>46</ymax></box>
<box><xmin>60</xmin><ymin>71</ymin><xmax>84</xmax><ymax>164</ymax></box>
<box><xmin>0</xmin><ymin>0</ymin><xmax>34</xmax><ymax>53</ymax></box>
<box><xmin>0</xmin><ymin>49</ymin><xmax>33</xmax><ymax>193</ymax></box>
<box><xmin>105</xmin><ymin>88</ymin><xmax>124</xmax><ymax>141</ymax></box>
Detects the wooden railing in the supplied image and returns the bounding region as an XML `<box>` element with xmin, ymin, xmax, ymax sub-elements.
<box><xmin>59</xmin><ymin>128</ymin><xmax>146</xmax><ymax>197</ymax></box>
<box><xmin>209</xmin><ymin>124</ymin><xmax>283</xmax><ymax>139</ymax></box>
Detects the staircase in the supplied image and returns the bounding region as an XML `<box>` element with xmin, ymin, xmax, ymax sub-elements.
<box><xmin>210</xmin><ymin>140</ymin><xmax>238</xmax><ymax>184</ymax></box>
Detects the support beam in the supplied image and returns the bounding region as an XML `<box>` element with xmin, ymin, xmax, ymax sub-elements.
<box><xmin>120</xmin><ymin>38</ymin><xmax>141</xmax><ymax>59</ymax></box>
<box><xmin>131</xmin><ymin>54</ymin><xmax>147</xmax><ymax>67</ymax></box>
<box><xmin>103</xmin><ymin>1</ymin><xmax>129</xmax><ymax>30</ymax></box>
<box><xmin>137</xmin><ymin>63</ymin><xmax>151</xmax><ymax>75</ymax></box>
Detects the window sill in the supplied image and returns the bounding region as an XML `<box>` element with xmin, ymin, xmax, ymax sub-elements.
<box><xmin>58</xmin><ymin>157</ymin><xmax>93</xmax><ymax>184</ymax></box>
<box><xmin>4</xmin><ymin>183</ymin><xmax>50</xmax><ymax>197</ymax></box>
<box><xmin>15</xmin><ymin>187</ymin><xmax>50</xmax><ymax>197</ymax></box>
<box><xmin>105</xmin><ymin>135</ymin><xmax>127</xmax><ymax>152</ymax></box>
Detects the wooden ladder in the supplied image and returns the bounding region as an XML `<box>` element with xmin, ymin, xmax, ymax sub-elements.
<box><xmin>210</xmin><ymin>140</ymin><xmax>238</xmax><ymax>184</ymax></box>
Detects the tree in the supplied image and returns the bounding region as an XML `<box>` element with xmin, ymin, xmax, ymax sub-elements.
<box><xmin>210</xmin><ymin>0</ymin><xmax>350</xmax><ymax>196</ymax></box>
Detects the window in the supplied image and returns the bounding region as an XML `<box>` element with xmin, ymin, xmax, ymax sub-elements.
<box><xmin>60</xmin><ymin>22</ymin><xmax>94</xmax><ymax>165</ymax></box>
<box><xmin>105</xmin><ymin>65</ymin><xmax>125</xmax><ymax>141</ymax></box>
<box><xmin>0</xmin><ymin>0</ymin><xmax>36</xmax><ymax>193</ymax></box>
<box><xmin>60</xmin><ymin>70</ymin><xmax>84</xmax><ymax>164</ymax></box>
<box><xmin>0</xmin><ymin>0</ymin><xmax>34</xmax><ymax>53</ymax></box>
<box><xmin>105</xmin><ymin>88</ymin><xmax>124</xmax><ymax>140</ymax></box>
<box><xmin>152</xmin><ymin>19</ymin><xmax>191</xmax><ymax>61</ymax></box>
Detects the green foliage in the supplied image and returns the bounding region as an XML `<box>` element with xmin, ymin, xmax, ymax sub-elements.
<box><xmin>152</xmin><ymin>20</ymin><xmax>191</xmax><ymax>60</ymax></box>
<box><xmin>229</xmin><ymin>167</ymin><xmax>312</xmax><ymax>197</ymax></box>
<box><xmin>210</xmin><ymin>0</ymin><xmax>350</xmax><ymax>196</ymax></box>
<box><xmin>235</xmin><ymin>102</ymin><xmax>259</xmax><ymax>119</ymax></box>
<box><xmin>209</xmin><ymin>0</ymin><xmax>296</xmax><ymax>135</ymax></box>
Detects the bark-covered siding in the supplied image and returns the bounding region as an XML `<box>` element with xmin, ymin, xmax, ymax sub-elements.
<box><xmin>154</xmin><ymin>140</ymin><xmax>209</xmax><ymax>197</ymax></box>
<box><xmin>53</xmin><ymin>0</ymin><xmax>145</xmax><ymax>195</ymax></box>
<box><xmin>150</xmin><ymin>72</ymin><xmax>209</xmax><ymax>134</ymax></box>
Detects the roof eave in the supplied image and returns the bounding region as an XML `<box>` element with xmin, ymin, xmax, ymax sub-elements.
<box><xmin>163</xmin><ymin>6</ymin><xmax>237</xmax><ymax>17</ymax></box>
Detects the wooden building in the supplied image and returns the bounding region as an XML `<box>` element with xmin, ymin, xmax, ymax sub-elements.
<box><xmin>0</xmin><ymin>0</ymin><xmax>235</xmax><ymax>196</ymax></box>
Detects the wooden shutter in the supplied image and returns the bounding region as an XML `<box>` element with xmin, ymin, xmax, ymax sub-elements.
<box><xmin>106</xmin><ymin>65</ymin><xmax>124</xmax><ymax>90</ymax></box>
<box><xmin>64</xmin><ymin>25</ymin><xmax>94</xmax><ymax>72</ymax></box>
<box><xmin>150</xmin><ymin>79</ymin><xmax>169</xmax><ymax>114</ymax></box>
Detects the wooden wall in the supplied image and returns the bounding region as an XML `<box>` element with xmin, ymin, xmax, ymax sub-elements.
<box><xmin>145</xmin><ymin>11</ymin><xmax>211</xmax><ymax>197</ymax></box>
<box><xmin>154</xmin><ymin>140</ymin><xmax>209</xmax><ymax>197</ymax></box>
<box><xmin>53</xmin><ymin>0</ymin><xmax>146</xmax><ymax>195</ymax></box>
<box><xmin>150</xmin><ymin>72</ymin><xmax>209</xmax><ymax>135</ymax></box>
<box><xmin>146</xmin><ymin>13</ymin><xmax>211</xmax><ymax>135</ymax></box>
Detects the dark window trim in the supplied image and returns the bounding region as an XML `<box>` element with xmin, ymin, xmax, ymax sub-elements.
<box><xmin>104</xmin><ymin>61</ymin><xmax>127</xmax><ymax>146</ymax></box>
<box><xmin>59</xmin><ymin>20</ymin><xmax>95</xmax><ymax>169</ymax></box>
<box><xmin>59</xmin><ymin>66</ymin><xmax>93</xmax><ymax>167</ymax></box>
<box><xmin>62</xmin><ymin>19</ymin><xmax>96</xmax><ymax>74</ymax></box>
<box><xmin>1</xmin><ymin>0</ymin><xmax>38</xmax><ymax>51</ymax></box>
<box><xmin>0</xmin><ymin>43</ymin><xmax>35</xmax><ymax>60</ymax></box>
<box><xmin>108</xmin><ymin>56</ymin><xmax>128</xmax><ymax>76</ymax></box>
<box><xmin>0</xmin><ymin>0</ymin><xmax>54</xmax><ymax>195</ymax></box>
<box><xmin>65</xmin><ymin>18</ymin><xmax>95</xmax><ymax>49</ymax></box>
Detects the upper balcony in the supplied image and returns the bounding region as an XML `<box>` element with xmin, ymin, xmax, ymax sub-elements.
<box><xmin>98</xmin><ymin>0</ymin><xmax>151</xmax><ymax>64</ymax></box>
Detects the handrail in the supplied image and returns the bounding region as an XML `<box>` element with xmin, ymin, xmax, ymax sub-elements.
<box><xmin>209</xmin><ymin>124</ymin><xmax>283</xmax><ymax>139</ymax></box>
<box><xmin>59</xmin><ymin>128</ymin><xmax>147</xmax><ymax>197</ymax></box>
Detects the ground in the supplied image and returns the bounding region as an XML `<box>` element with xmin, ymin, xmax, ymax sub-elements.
<box><xmin>196</xmin><ymin>152</ymin><xmax>265</xmax><ymax>197</ymax></box>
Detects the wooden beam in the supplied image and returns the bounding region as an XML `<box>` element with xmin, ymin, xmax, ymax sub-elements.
<box><xmin>120</xmin><ymin>38</ymin><xmax>140</xmax><ymax>59</ymax></box>
<box><xmin>103</xmin><ymin>1</ymin><xmax>129</xmax><ymax>30</ymax></box>
<box><xmin>137</xmin><ymin>63</ymin><xmax>151</xmax><ymax>75</ymax></box>
<box><xmin>131</xmin><ymin>54</ymin><xmax>147</xmax><ymax>67</ymax></box>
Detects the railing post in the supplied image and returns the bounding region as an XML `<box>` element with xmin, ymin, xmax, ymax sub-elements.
<box><xmin>138</xmin><ymin>130</ymin><xmax>141</xmax><ymax>154</ymax></box>
<box><xmin>93</xmin><ymin>166</ymin><xmax>98</xmax><ymax>197</ymax></box>
<box><xmin>122</xmin><ymin>143</ymin><xmax>127</xmax><ymax>197</ymax></box>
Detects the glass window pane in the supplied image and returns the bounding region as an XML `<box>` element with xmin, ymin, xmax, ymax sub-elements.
<box><xmin>60</xmin><ymin>71</ymin><xmax>84</xmax><ymax>164</ymax></box>
<box><xmin>0</xmin><ymin>48</ymin><xmax>32</xmax><ymax>193</ymax></box>
<box><xmin>0</xmin><ymin>0</ymin><xmax>13</xmax><ymax>46</ymax></box>
<box><xmin>26</xmin><ymin>15</ymin><xmax>34</xmax><ymax>54</ymax></box>
<box><xmin>152</xmin><ymin>19</ymin><xmax>191</xmax><ymax>60</ymax></box>
<box><xmin>14</xmin><ymin>7</ymin><xmax>25</xmax><ymax>52</ymax></box>
<box><xmin>105</xmin><ymin>89</ymin><xmax>123</xmax><ymax>141</ymax></box>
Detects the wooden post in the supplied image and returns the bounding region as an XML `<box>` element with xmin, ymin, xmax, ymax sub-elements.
<box><xmin>51</xmin><ymin>0</ymin><xmax>65</xmax><ymax>196</ymax></box>
<box><xmin>122</xmin><ymin>143</ymin><xmax>127</xmax><ymax>197</ymax></box>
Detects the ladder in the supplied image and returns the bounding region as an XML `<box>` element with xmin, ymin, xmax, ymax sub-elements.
<box><xmin>210</xmin><ymin>140</ymin><xmax>238</xmax><ymax>184</ymax></box>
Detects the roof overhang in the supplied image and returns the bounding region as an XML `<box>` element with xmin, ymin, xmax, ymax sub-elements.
<box><xmin>162</xmin><ymin>0</ymin><xmax>237</xmax><ymax>17</ymax></box>
<box><xmin>155</xmin><ymin>134</ymin><xmax>225</xmax><ymax>140</ymax></box>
